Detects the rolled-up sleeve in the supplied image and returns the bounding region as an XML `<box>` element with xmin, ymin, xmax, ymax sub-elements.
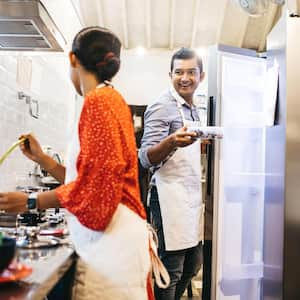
<box><xmin>138</xmin><ymin>100</ymin><xmax>171</xmax><ymax>169</ymax></box>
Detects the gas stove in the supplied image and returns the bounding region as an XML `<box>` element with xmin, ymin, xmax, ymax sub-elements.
<box><xmin>16</xmin><ymin>225</ymin><xmax>60</xmax><ymax>249</ymax></box>
<box><xmin>0</xmin><ymin>209</ymin><xmax>65</xmax><ymax>227</ymax></box>
<box><xmin>0</xmin><ymin>209</ymin><xmax>67</xmax><ymax>249</ymax></box>
<box><xmin>18</xmin><ymin>211</ymin><xmax>47</xmax><ymax>227</ymax></box>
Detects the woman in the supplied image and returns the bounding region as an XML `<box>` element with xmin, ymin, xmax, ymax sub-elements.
<box><xmin>0</xmin><ymin>27</ymin><xmax>155</xmax><ymax>300</ymax></box>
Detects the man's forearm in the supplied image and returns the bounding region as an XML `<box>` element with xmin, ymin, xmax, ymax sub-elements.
<box><xmin>147</xmin><ymin>135</ymin><xmax>176</xmax><ymax>165</ymax></box>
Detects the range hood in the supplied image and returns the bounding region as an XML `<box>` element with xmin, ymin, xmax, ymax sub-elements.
<box><xmin>0</xmin><ymin>0</ymin><xmax>66</xmax><ymax>51</ymax></box>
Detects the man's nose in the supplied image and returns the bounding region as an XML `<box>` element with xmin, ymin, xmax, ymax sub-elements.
<box><xmin>181</xmin><ymin>72</ymin><xmax>190</xmax><ymax>81</ymax></box>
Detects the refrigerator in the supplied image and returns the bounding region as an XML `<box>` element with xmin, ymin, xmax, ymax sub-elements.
<box><xmin>207</xmin><ymin>39</ymin><xmax>284</xmax><ymax>299</ymax></box>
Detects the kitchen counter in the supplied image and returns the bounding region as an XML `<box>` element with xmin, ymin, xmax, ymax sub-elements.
<box><xmin>0</xmin><ymin>210</ymin><xmax>76</xmax><ymax>300</ymax></box>
<box><xmin>0</xmin><ymin>245</ymin><xmax>75</xmax><ymax>300</ymax></box>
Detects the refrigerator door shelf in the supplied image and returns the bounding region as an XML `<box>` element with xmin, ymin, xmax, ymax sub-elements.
<box><xmin>222</xmin><ymin>262</ymin><xmax>264</xmax><ymax>280</ymax></box>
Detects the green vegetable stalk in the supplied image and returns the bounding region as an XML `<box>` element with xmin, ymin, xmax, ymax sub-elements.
<box><xmin>0</xmin><ymin>137</ymin><xmax>27</xmax><ymax>166</ymax></box>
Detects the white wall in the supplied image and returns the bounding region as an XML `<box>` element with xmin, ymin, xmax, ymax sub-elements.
<box><xmin>114</xmin><ymin>49</ymin><xmax>208</xmax><ymax>105</ymax></box>
<box><xmin>0</xmin><ymin>52</ymin><xmax>75</xmax><ymax>190</ymax></box>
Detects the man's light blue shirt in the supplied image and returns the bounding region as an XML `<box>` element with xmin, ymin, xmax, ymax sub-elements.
<box><xmin>138</xmin><ymin>88</ymin><xmax>201</xmax><ymax>171</ymax></box>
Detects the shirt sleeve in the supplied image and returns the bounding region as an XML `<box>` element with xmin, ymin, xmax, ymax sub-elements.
<box><xmin>56</xmin><ymin>93</ymin><xmax>126</xmax><ymax>231</ymax></box>
<box><xmin>138</xmin><ymin>100</ymin><xmax>171</xmax><ymax>169</ymax></box>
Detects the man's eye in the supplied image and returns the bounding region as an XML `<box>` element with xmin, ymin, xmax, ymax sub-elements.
<box><xmin>175</xmin><ymin>71</ymin><xmax>183</xmax><ymax>75</ymax></box>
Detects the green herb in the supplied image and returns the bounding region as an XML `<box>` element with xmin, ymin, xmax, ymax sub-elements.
<box><xmin>0</xmin><ymin>232</ymin><xmax>3</xmax><ymax>247</ymax></box>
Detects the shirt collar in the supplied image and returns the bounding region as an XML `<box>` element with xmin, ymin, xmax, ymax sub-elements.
<box><xmin>169</xmin><ymin>86</ymin><xmax>198</xmax><ymax>108</ymax></box>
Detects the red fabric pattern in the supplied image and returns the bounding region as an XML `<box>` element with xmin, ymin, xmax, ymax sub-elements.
<box><xmin>147</xmin><ymin>272</ymin><xmax>155</xmax><ymax>300</ymax></box>
<box><xmin>56</xmin><ymin>87</ymin><xmax>146</xmax><ymax>230</ymax></box>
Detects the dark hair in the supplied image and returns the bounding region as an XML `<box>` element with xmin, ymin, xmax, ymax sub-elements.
<box><xmin>72</xmin><ymin>26</ymin><xmax>121</xmax><ymax>82</ymax></box>
<box><xmin>170</xmin><ymin>47</ymin><xmax>203</xmax><ymax>73</ymax></box>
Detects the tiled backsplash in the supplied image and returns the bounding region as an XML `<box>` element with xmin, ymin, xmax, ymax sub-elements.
<box><xmin>0</xmin><ymin>54</ymin><xmax>75</xmax><ymax>191</ymax></box>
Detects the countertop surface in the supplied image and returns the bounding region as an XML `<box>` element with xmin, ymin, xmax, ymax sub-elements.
<box><xmin>0</xmin><ymin>214</ymin><xmax>75</xmax><ymax>300</ymax></box>
<box><xmin>0</xmin><ymin>245</ymin><xmax>75</xmax><ymax>300</ymax></box>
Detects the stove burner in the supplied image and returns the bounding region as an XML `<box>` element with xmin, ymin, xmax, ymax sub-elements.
<box><xmin>19</xmin><ymin>211</ymin><xmax>46</xmax><ymax>227</ymax></box>
<box><xmin>16</xmin><ymin>237</ymin><xmax>59</xmax><ymax>249</ymax></box>
<box><xmin>16</xmin><ymin>226</ymin><xmax>60</xmax><ymax>249</ymax></box>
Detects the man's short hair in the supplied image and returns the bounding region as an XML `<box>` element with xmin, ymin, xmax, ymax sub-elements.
<box><xmin>170</xmin><ymin>47</ymin><xmax>203</xmax><ymax>73</ymax></box>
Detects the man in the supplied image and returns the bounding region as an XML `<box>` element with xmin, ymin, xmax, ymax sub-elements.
<box><xmin>139</xmin><ymin>48</ymin><xmax>205</xmax><ymax>300</ymax></box>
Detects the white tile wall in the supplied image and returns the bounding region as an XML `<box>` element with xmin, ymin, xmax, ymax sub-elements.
<box><xmin>0</xmin><ymin>53</ymin><xmax>76</xmax><ymax>191</ymax></box>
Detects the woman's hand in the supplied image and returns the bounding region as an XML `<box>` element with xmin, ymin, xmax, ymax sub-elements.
<box><xmin>170</xmin><ymin>126</ymin><xmax>198</xmax><ymax>148</ymax></box>
<box><xmin>0</xmin><ymin>192</ymin><xmax>28</xmax><ymax>213</ymax></box>
<box><xmin>20</xmin><ymin>134</ymin><xmax>64</xmax><ymax>180</ymax></box>
<box><xmin>19</xmin><ymin>133</ymin><xmax>45</xmax><ymax>164</ymax></box>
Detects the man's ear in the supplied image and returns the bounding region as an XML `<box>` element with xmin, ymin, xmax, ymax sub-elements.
<box><xmin>169</xmin><ymin>71</ymin><xmax>172</xmax><ymax>79</ymax></box>
<box><xmin>200</xmin><ymin>71</ymin><xmax>205</xmax><ymax>82</ymax></box>
<box><xmin>69</xmin><ymin>52</ymin><xmax>77</xmax><ymax>68</ymax></box>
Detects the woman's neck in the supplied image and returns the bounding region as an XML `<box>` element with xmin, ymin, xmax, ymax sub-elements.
<box><xmin>80</xmin><ymin>73</ymin><xmax>103</xmax><ymax>96</ymax></box>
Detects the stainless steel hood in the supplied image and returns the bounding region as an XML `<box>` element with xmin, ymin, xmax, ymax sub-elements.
<box><xmin>0</xmin><ymin>0</ymin><xmax>66</xmax><ymax>51</ymax></box>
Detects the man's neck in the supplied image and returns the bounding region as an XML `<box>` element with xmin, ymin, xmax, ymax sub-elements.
<box><xmin>170</xmin><ymin>87</ymin><xmax>194</xmax><ymax>106</ymax></box>
<box><xmin>184</xmin><ymin>97</ymin><xmax>193</xmax><ymax>106</ymax></box>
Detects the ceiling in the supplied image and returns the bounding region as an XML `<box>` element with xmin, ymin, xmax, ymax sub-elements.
<box><xmin>60</xmin><ymin>0</ymin><xmax>285</xmax><ymax>52</ymax></box>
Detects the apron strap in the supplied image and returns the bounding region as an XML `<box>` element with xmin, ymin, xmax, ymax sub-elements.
<box><xmin>96</xmin><ymin>81</ymin><xmax>114</xmax><ymax>89</ymax></box>
<box><xmin>176</xmin><ymin>99</ymin><xmax>203</xmax><ymax>126</ymax></box>
<box><xmin>147</xmin><ymin>224</ymin><xmax>170</xmax><ymax>289</ymax></box>
<box><xmin>171</xmin><ymin>87</ymin><xmax>202</xmax><ymax>126</ymax></box>
<box><xmin>176</xmin><ymin>100</ymin><xmax>187</xmax><ymax>127</ymax></box>
<box><xmin>152</xmin><ymin>92</ymin><xmax>202</xmax><ymax>175</ymax></box>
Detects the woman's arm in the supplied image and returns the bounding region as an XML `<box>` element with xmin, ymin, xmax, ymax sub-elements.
<box><xmin>0</xmin><ymin>189</ymin><xmax>60</xmax><ymax>213</ymax></box>
<box><xmin>37</xmin><ymin>154</ymin><xmax>66</xmax><ymax>184</ymax></box>
<box><xmin>20</xmin><ymin>134</ymin><xmax>65</xmax><ymax>184</ymax></box>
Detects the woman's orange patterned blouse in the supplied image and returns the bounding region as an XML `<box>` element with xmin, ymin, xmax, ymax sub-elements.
<box><xmin>56</xmin><ymin>87</ymin><xmax>146</xmax><ymax>230</ymax></box>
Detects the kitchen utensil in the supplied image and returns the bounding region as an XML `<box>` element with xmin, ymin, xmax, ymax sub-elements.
<box><xmin>16</xmin><ymin>236</ymin><xmax>60</xmax><ymax>249</ymax></box>
<box><xmin>39</xmin><ymin>229</ymin><xmax>66</xmax><ymax>237</ymax></box>
<box><xmin>16</xmin><ymin>226</ymin><xmax>60</xmax><ymax>249</ymax></box>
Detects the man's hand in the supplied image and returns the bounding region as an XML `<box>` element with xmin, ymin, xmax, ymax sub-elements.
<box><xmin>0</xmin><ymin>192</ymin><xmax>28</xmax><ymax>213</ymax></box>
<box><xmin>201</xmin><ymin>139</ymin><xmax>212</xmax><ymax>145</ymax></box>
<box><xmin>170</xmin><ymin>126</ymin><xmax>198</xmax><ymax>148</ymax></box>
<box><xmin>147</xmin><ymin>126</ymin><xmax>198</xmax><ymax>165</ymax></box>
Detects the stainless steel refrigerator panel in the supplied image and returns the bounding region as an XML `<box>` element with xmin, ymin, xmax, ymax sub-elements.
<box><xmin>283</xmin><ymin>15</ymin><xmax>300</xmax><ymax>300</ymax></box>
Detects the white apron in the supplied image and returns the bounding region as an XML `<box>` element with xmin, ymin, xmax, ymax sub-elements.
<box><xmin>155</xmin><ymin>90</ymin><xmax>202</xmax><ymax>251</ymax></box>
<box><xmin>65</xmin><ymin>84</ymin><xmax>150</xmax><ymax>300</ymax></box>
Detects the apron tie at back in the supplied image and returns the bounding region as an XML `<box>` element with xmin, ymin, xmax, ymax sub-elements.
<box><xmin>148</xmin><ymin>224</ymin><xmax>170</xmax><ymax>289</ymax></box>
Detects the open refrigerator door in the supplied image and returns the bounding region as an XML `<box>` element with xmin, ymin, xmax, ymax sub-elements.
<box><xmin>209</xmin><ymin>47</ymin><xmax>273</xmax><ymax>300</ymax></box>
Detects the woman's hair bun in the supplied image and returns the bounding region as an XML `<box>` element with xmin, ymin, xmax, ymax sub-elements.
<box><xmin>97</xmin><ymin>55</ymin><xmax>120</xmax><ymax>81</ymax></box>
